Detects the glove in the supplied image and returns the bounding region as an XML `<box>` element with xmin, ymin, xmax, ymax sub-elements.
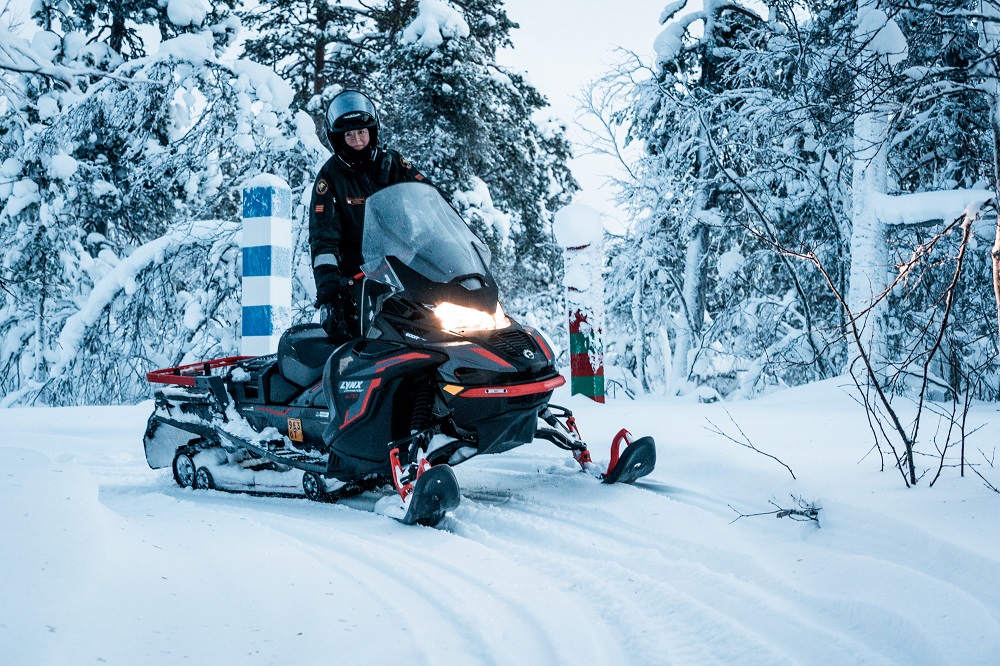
<box><xmin>321</xmin><ymin>303</ymin><xmax>352</xmax><ymax>340</ymax></box>
<box><xmin>314</xmin><ymin>266</ymin><xmax>352</xmax><ymax>308</ymax></box>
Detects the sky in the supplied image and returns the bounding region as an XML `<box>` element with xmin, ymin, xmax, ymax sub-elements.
<box><xmin>498</xmin><ymin>1</ymin><xmax>666</xmax><ymax>231</ymax></box>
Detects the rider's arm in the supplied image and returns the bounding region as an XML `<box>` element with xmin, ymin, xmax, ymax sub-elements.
<box><xmin>308</xmin><ymin>167</ymin><xmax>341</xmax><ymax>276</ymax></box>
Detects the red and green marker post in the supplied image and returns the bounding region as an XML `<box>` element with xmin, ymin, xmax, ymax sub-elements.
<box><xmin>553</xmin><ymin>204</ymin><xmax>605</xmax><ymax>403</ymax></box>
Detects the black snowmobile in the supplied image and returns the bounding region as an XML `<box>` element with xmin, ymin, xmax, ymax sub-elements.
<box><xmin>143</xmin><ymin>182</ymin><xmax>655</xmax><ymax>526</ymax></box>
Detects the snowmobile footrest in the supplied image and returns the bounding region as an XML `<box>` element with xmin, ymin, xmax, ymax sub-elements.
<box><xmin>603</xmin><ymin>436</ymin><xmax>655</xmax><ymax>484</ymax></box>
<box><xmin>400</xmin><ymin>465</ymin><xmax>461</xmax><ymax>527</ymax></box>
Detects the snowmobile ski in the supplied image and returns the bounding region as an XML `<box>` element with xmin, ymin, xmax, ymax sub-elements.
<box><xmin>602</xmin><ymin>430</ymin><xmax>656</xmax><ymax>485</ymax></box>
<box><xmin>398</xmin><ymin>464</ymin><xmax>461</xmax><ymax>527</ymax></box>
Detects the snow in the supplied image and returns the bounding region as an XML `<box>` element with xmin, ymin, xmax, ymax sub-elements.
<box><xmin>29</xmin><ymin>30</ymin><xmax>60</xmax><ymax>60</ymax></box>
<box><xmin>231</xmin><ymin>60</ymin><xmax>295</xmax><ymax>113</ymax></box>
<box><xmin>401</xmin><ymin>0</ymin><xmax>471</xmax><ymax>49</ymax></box>
<box><xmin>716</xmin><ymin>247</ymin><xmax>745</xmax><ymax>281</ymax></box>
<box><xmin>2</xmin><ymin>379</ymin><xmax>999</xmax><ymax>663</ymax></box>
<box><xmin>654</xmin><ymin>10</ymin><xmax>704</xmax><ymax>66</ymax></box>
<box><xmin>166</xmin><ymin>0</ymin><xmax>210</xmax><ymax>28</ymax></box>
<box><xmin>453</xmin><ymin>177</ymin><xmax>511</xmax><ymax>242</ymax></box>
<box><xmin>153</xmin><ymin>32</ymin><xmax>216</xmax><ymax>64</ymax></box>
<box><xmin>61</xmin><ymin>31</ymin><xmax>88</xmax><ymax>60</ymax></box>
<box><xmin>553</xmin><ymin>203</ymin><xmax>603</xmax><ymax>249</ymax></box>
<box><xmin>243</xmin><ymin>173</ymin><xmax>291</xmax><ymax>191</ymax></box>
<box><xmin>36</xmin><ymin>93</ymin><xmax>60</xmax><ymax>119</ymax></box>
<box><xmin>855</xmin><ymin>5</ymin><xmax>908</xmax><ymax>67</ymax></box>
<box><xmin>3</xmin><ymin>178</ymin><xmax>40</xmax><ymax>218</ymax></box>
<box><xmin>48</xmin><ymin>153</ymin><xmax>79</xmax><ymax>180</ymax></box>
<box><xmin>659</xmin><ymin>0</ymin><xmax>689</xmax><ymax>24</ymax></box>
<box><xmin>872</xmin><ymin>189</ymin><xmax>994</xmax><ymax>227</ymax></box>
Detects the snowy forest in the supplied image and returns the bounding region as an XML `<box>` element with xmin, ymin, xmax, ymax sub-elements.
<box><xmin>4</xmin><ymin>0</ymin><xmax>1000</xmax><ymax>409</ymax></box>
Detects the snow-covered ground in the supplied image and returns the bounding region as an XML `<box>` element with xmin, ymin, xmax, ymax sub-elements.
<box><xmin>3</xmin><ymin>379</ymin><xmax>999</xmax><ymax>665</ymax></box>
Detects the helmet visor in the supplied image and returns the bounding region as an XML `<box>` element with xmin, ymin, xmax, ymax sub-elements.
<box><xmin>327</xmin><ymin>91</ymin><xmax>378</xmax><ymax>132</ymax></box>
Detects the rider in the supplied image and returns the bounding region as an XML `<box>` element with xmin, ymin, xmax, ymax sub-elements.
<box><xmin>309</xmin><ymin>90</ymin><xmax>430</xmax><ymax>340</ymax></box>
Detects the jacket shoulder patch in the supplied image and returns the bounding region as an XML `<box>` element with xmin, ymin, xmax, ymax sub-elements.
<box><xmin>315</xmin><ymin>179</ymin><xmax>329</xmax><ymax>195</ymax></box>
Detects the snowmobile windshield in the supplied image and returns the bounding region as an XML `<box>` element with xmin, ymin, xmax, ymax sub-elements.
<box><xmin>361</xmin><ymin>182</ymin><xmax>492</xmax><ymax>289</ymax></box>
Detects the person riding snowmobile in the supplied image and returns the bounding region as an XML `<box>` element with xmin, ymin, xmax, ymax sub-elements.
<box><xmin>309</xmin><ymin>90</ymin><xmax>430</xmax><ymax>340</ymax></box>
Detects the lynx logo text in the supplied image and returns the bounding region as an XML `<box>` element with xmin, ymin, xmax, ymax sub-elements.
<box><xmin>339</xmin><ymin>380</ymin><xmax>366</xmax><ymax>393</ymax></box>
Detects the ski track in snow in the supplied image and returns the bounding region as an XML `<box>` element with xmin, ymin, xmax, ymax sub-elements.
<box><xmin>3</xmin><ymin>393</ymin><xmax>1000</xmax><ymax>665</ymax></box>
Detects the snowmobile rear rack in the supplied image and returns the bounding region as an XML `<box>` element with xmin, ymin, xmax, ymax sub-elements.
<box><xmin>147</xmin><ymin>356</ymin><xmax>253</xmax><ymax>410</ymax></box>
<box><xmin>146</xmin><ymin>356</ymin><xmax>253</xmax><ymax>386</ymax></box>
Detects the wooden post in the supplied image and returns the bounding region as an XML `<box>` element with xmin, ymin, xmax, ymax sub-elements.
<box><xmin>241</xmin><ymin>176</ymin><xmax>292</xmax><ymax>356</ymax></box>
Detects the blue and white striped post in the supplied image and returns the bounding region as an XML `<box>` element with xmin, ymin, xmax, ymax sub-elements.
<box><xmin>241</xmin><ymin>176</ymin><xmax>292</xmax><ymax>356</ymax></box>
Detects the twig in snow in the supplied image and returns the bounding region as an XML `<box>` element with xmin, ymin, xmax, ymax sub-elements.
<box><xmin>728</xmin><ymin>497</ymin><xmax>821</xmax><ymax>526</ymax></box>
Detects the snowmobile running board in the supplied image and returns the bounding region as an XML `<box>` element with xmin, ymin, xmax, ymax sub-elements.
<box><xmin>216</xmin><ymin>428</ymin><xmax>329</xmax><ymax>475</ymax></box>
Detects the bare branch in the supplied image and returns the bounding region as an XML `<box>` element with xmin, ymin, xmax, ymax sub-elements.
<box><xmin>705</xmin><ymin>409</ymin><xmax>796</xmax><ymax>480</ymax></box>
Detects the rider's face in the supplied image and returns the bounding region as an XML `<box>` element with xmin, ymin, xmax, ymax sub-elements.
<box><xmin>344</xmin><ymin>128</ymin><xmax>370</xmax><ymax>150</ymax></box>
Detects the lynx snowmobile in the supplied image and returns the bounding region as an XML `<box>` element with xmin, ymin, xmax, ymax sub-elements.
<box><xmin>143</xmin><ymin>182</ymin><xmax>655</xmax><ymax>527</ymax></box>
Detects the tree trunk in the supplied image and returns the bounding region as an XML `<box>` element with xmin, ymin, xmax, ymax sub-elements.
<box><xmin>989</xmin><ymin>97</ymin><xmax>1000</xmax><ymax>348</ymax></box>
<box><xmin>981</xmin><ymin>1</ymin><xmax>1000</xmax><ymax>349</ymax></box>
<box><xmin>669</xmin><ymin>216</ymin><xmax>707</xmax><ymax>392</ymax></box>
<box><xmin>848</xmin><ymin>109</ymin><xmax>890</xmax><ymax>367</ymax></box>
<box><xmin>847</xmin><ymin>0</ymin><xmax>893</xmax><ymax>372</ymax></box>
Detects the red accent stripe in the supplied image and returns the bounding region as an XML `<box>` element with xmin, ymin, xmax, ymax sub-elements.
<box><xmin>374</xmin><ymin>352</ymin><xmax>431</xmax><ymax>373</ymax></box>
<box><xmin>146</xmin><ymin>356</ymin><xmax>253</xmax><ymax>386</ymax></box>
<box><xmin>470</xmin><ymin>347</ymin><xmax>514</xmax><ymax>368</ymax></box>
<box><xmin>259</xmin><ymin>406</ymin><xmax>292</xmax><ymax>416</ymax></box>
<box><xmin>532</xmin><ymin>332</ymin><xmax>553</xmax><ymax>360</ymax></box>
<box><xmin>459</xmin><ymin>375</ymin><xmax>565</xmax><ymax>398</ymax></box>
<box><xmin>341</xmin><ymin>378</ymin><xmax>382</xmax><ymax>428</ymax></box>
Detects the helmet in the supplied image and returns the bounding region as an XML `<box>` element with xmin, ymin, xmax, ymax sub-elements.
<box><xmin>325</xmin><ymin>90</ymin><xmax>379</xmax><ymax>166</ymax></box>
<box><xmin>325</xmin><ymin>90</ymin><xmax>379</xmax><ymax>141</ymax></box>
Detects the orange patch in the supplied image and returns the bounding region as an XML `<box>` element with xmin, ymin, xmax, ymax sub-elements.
<box><xmin>287</xmin><ymin>418</ymin><xmax>303</xmax><ymax>442</ymax></box>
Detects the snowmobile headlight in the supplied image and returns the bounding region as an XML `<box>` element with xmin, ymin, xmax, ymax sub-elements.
<box><xmin>432</xmin><ymin>302</ymin><xmax>510</xmax><ymax>333</ymax></box>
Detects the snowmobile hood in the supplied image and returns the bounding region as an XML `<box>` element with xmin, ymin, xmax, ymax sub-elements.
<box><xmin>361</xmin><ymin>183</ymin><xmax>499</xmax><ymax>311</ymax></box>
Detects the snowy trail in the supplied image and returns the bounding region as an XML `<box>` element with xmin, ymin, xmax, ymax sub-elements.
<box><xmin>3</xmin><ymin>385</ymin><xmax>1000</xmax><ymax>664</ymax></box>
<box><xmin>449</xmin><ymin>460</ymin><xmax>890</xmax><ymax>665</ymax></box>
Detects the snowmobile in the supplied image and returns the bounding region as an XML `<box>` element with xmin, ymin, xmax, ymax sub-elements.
<box><xmin>142</xmin><ymin>182</ymin><xmax>655</xmax><ymax>527</ymax></box>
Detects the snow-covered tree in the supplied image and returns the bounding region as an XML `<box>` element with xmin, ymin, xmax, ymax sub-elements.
<box><xmin>1</xmin><ymin>9</ymin><xmax>323</xmax><ymax>405</ymax></box>
<box><xmin>592</xmin><ymin>0</ymin><xmax>838</xmax><ymax>395</ymax></box>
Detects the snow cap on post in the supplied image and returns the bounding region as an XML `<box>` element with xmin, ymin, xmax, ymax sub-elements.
<box><xmin>554</xmin><ymin>204</ymin><xmax>605</xmax><ymax>403</ymax></box>
<box><xmin>241</xmin><ymin>175</ymin><xmax>292</xmax><ymax>356</ymax></box>
<box><xmin>553</xmin><ymin>203</ymin><xmax>603</xmax><ymax>250</ymax></box>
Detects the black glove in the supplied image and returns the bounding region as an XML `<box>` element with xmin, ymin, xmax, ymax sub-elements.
<box><xmin>314</xmin><ymin>265</ymin><xmax>352</xmax><ymax>308</ymax></box>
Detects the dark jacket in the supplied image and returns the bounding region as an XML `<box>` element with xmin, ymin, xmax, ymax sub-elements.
<box><xmin>308</xmin><ymin>147</ymin><xmax>429</xmax><ymax>280</ymax></box>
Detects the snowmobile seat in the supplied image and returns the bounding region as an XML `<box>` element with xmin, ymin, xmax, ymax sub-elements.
<box><xmin>263</xmin><ymin>365</ymin><xmax>301</xmax><ymax>404</ymax></box>
<box><xmin>278</xmin><ymin>323</ymin><xmax>341</xmax><ymax>388</ymax></box>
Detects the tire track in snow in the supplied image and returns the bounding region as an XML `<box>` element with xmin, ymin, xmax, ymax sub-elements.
<box><xmin>101</xmin><ymin>482</ymin><xmax>621</xmax><ymax>665</ymax></box>
<box><xmin>446</xmin><ymin>467</ymin><xmax>909</xmax><ymax>665</ymax></box>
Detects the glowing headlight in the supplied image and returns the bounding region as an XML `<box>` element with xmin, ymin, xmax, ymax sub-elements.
<box><xmin>432</xmin><ymin>302</ymin><xmax>510</xmax><ymax>333</ymax></box>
